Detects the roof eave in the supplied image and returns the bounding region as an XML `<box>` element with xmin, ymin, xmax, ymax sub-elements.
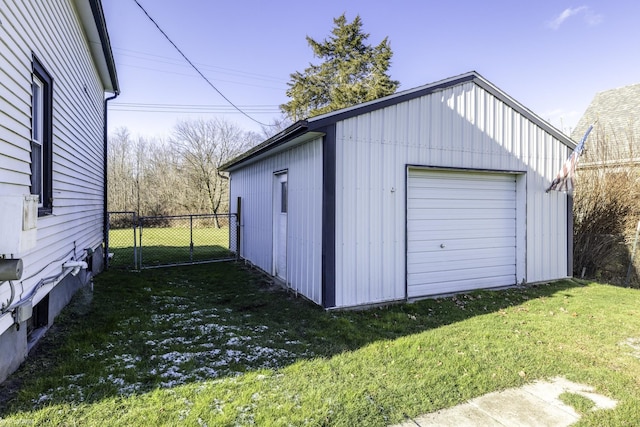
<box><xmin>220</xmin><ymin>121</ymin><xmax>310</xmax><ymax>171</ymax></box>
<box><xmin>74</xmin><ymin>0</ymin><xmax>119</xmax><ymax>94</ymax></box>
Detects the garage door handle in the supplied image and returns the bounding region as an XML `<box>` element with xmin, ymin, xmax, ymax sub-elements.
<box><xmin>440</xmin><ymin>243</ymin><xmax>446</xmax><ymax>248</ymax></box>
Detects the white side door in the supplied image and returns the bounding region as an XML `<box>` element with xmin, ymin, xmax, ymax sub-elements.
<box><xmin>273</xmin><ymin>172</ymin><xmax>288</xmax><ymax>280</ymax></box>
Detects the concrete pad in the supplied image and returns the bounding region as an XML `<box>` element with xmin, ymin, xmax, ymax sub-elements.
<box><xmin>395</xmin><ymin>403</ymin><xmax>503</xmax><ymax>427</ymax></box>
<box><xmin>390</xmin><ymin>377</ymin><xmax>617</xmax><ymax>427</ymax></box>
<box><xmin>469</xmin><ymin>387</ymin><xmax>578</xmax><ymax>426</ymax></box>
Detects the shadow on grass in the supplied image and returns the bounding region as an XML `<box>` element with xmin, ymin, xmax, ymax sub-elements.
<box><xmin>108</xmin><ymin>245</ymin><xmax>235</xmax><ymax>270</ymax></box>
<box><xmin>0</xmin><ymin>261</ymin><xmax>584</xmax><ymax>416</ymax></box>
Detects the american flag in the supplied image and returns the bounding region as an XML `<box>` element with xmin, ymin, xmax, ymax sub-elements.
<box><xmin>546</xmin><ymin>124</ymin><xmax>594</xmax><ymax>193</ymax></box>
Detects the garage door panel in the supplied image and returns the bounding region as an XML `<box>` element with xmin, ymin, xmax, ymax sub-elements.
<box><xmin>408</xmin><ymin>245</ymin><xmax>516</xmax><ymax>265</ymax></box>
<box><xmin>408</xmin><ymin>207</ymin><xmax>516</xmax><ymax>221</ymax></box>
<box><xmin>408</xmin><ymin>218</ymin><xmax>512</xmax><ymax>233</ymax></box>
<box><xmin>408</xmin><ymin>174</ymin><xmax>515</xmax><ymax>190</ymax></box>
<box><xmin>408</xmin><ymin>197</ymin><xmax>515</xmax><ymax>210</ymax></box>
<box><xmin>407</xmin><ymin>169</ymin><xmax>517</xmax><ymax>297</ymax></box>
<box><xmin>408</xmin><ymin>187</ymin><xmax>515</xmax><ymax>201</ymax></box>
<box><xmin>409</xmin><ymin>264</ymin><xmax>515</xmax><ymax>285</ymax></box>
<box><xmin>408</xmin><ymin>275</ymin><xmax>516</xmax><ymax>297</ymax></box>
<box><xmin>408</xmin><ymin>236</ymin><xmax>515</xmax><ymax>252</ymax></box>
<box><xmin>408</xmin><ymin>255</ymin><xmax>514</xmax><ymax>274</ymax></box>
<box><xmin>408</xmin><ymin>226</ymin><xmax>515</xmax><ymax>241</ymax></box>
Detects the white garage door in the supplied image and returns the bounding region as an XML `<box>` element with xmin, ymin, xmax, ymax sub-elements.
<box><xmin>407</xmin><ymin>169</ymin><xmax>517</xmax><ymax>298</ymax></box>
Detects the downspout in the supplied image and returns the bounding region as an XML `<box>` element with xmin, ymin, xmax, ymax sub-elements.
<box><xmin>103</xmin><ymin>92</ymin><xmax>118</xmax><ymax>269</ymax></box>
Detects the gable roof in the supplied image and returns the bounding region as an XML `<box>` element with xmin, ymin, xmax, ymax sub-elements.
<box><xmin>73</xmin><ymin>0</ymin><xmax>119</xmax><ymax>94</ymax></box>
<box><xmin>223</xmin><ymin>71</ymin><xmax>573</xmax><ymax>171</ymax></box>
<box><xmin>572</xmin><ymin>83</ymin><xmax>640</xmax><ymax>162</ymax></box>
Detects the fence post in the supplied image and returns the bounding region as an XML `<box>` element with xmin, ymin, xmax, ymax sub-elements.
<box><xmin>625</xmin><ymin>220</ymin><xmax>640</xmax><ymax>286</ymax></box>
<box><xmin>190</xmin><ymin>215</ymin><xmax>194</xmax><ymax>262</ymax></box>
<box><xmin>133</xmin><ymin>212</ymin><xmax>138</xmax><ymax>270</ymax></box>
<box><xmin>236</xmin><ymin>197</ymin><xmax>242</xmax><ymax>261</ymax></box>
<box><xmin>139</xmin><ymin>218</ymin><xmax>144</xmax><ymax>269</ymax></box>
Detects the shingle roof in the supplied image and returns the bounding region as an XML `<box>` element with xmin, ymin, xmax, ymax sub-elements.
<box><xmin>572</xmin><ymin>83</ymin><xmax>640</xmax><ymax>163</ymax></box>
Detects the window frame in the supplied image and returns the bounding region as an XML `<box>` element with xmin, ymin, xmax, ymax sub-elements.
<box><xmin>31</xmin><ymin>55</ymin><xmax>53</xmax><ymax>216</ymax></box>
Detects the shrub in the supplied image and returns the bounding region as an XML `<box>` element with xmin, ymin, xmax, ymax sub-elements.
<box><xmin>573</xmin><ymin>128</ymin><xmax>640</xmax><ymax>285</ymax></box>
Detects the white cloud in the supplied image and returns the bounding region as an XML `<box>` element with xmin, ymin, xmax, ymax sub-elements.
<box><xmin>547</xmin><ymin>6</ymin><xmax>602</xmax><ymax>30</ymax></box>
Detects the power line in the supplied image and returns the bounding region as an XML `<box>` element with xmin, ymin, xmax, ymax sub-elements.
<box><xmin>113</xmin><ymin>46</ymin><xmax>287</xmax><ymax>85</ymax></box>
<box><xmin>117</xmin><ymin>62</ymin><xmax>286</xmax><ymax>91</ymax></box>
<box><xmin>110</xmin><ymin>102</ymin><xmax>280</xmax><ymax>114</ymax></box>
<box><xmin>131</xmin><ymin>0</ymin><xmax>275</xmax><ymax>127</ymax></box>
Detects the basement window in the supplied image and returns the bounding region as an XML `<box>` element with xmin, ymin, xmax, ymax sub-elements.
<box><xmin>27</xmin><ymin>294</ymin><xmax>49</xmax><ymax>346</ymax></box>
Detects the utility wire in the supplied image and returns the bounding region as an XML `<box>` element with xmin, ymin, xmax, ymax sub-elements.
<box><xmin>113</xmin><ymin>46</ymin><xmax>287</xmax><ymax>84</ymax></box>
<box><xmin>110</xmin><ymin>102</ymin><xmax>280</xmax><ymax>114</ymax></box>
<box><xmin>132</xmin><ymin>0</ymin><xmax>275</xmax><ymax>127</ymax></box>
<box><xmin>118</xmin><ymin>62</ymin><xmax>285</xmax><ymax>91</ymax></box>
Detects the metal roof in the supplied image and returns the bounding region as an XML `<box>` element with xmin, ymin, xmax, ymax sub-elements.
<box><xmin>222</xmin><ymin>71</ymin><xmax>573</xmax><ymax>171</ymax></box>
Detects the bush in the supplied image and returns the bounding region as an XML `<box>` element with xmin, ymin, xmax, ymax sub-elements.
<box><xmin>573</xmin><ymin>129</ymin><xmax>640</xmax><ymax>285</ymax></box>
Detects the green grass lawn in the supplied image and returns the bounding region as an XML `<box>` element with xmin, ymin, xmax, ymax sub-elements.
<box><xmin>108</xmin><ymin>226</ymin><xmax>233</xmax><ymax>269</ymax></box>
<box><xmin>1</xmin><ymin>263</ymin><xmax>640</xmax><ymax>426</ymax></box>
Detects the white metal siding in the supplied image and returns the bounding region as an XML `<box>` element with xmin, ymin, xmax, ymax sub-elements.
<box><xmin>0</xmin><ymin>0</ymin><xmax>107</xmax><ymax>313</ymax></box>
<box><xmin>229</xmin><ymin>138</ymin><xmax>323</xmax><ymax>304</ymax></box>
<box><xmin>335</xmin><ymin>82</ymin><xmax>569</xmax><ymax>307</ymax></box>
<box><xmin>407</xmin><ymin>169</ymin><xmax>517</xmax><ymax>297</ymax></box>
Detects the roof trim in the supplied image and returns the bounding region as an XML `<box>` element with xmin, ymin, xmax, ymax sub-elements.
<box><xmin>220</xmin><ymin>121</ymin><xmax>310</xmax><ymax>171</ymax></box>
<box><xmin>222</xmin><ymin>71</ymin><xmax>574</xmax><ymax>171</ymax></box>
<box><xmin>74</xmin><ymin>0</ymin><xmax>119</xmax><ymax>93</ymax></box>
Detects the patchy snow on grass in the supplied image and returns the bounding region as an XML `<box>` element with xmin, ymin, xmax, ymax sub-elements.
<box><xmin>33</xmin><ymin>288</ymin><xmax>315</xmax><ymax>404</ymax></box>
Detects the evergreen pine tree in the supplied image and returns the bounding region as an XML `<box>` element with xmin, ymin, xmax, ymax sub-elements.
<box><xmin>281</xmin><ymin>14</ymin><xmax>399</xmax><ymax>121</ymax></box>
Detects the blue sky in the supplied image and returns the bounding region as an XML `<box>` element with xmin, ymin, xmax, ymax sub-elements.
<box><xmin>103</xmin><ymin>0</ymin><xmax>640</xmax><ymax>139</ymax></box>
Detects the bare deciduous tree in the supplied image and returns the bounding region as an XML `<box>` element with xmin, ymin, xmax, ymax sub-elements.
<box><xmin>171</xmin><ymin>118</ymin><xmax>258</xmax><ymax>221</ymax></box>
<box><xmin>107</xmin><ymin>119</ymin><xmax>260</xmax><ymax>222</ymax></box>
<box><xmin>260</xmin><ymin>115</ymin><xmax>293</xmax><ymax>140</ymax></box>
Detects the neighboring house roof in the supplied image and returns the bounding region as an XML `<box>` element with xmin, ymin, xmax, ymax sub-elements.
<box><xmin>572</xmin><ymin>83</ymin><xmax>640</xmax><ymax>164</ymax></box>
<box><xmin>222</xmin><ymin>71</ymin><xmax>574</xmax><ymax>171</ymax></box>
<box><xmin>74</xmin><ymin>0</ymin><xmax>119</xmax><ymax>94</ymax></box>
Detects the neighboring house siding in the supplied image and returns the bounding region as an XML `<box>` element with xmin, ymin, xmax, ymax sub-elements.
<box><xmin>334</xmin><ymin>82</ymin><xmax>569</xmax><ymax>307</ymax></box>
<box><xmin>230</xmin><ymin>137</ymin><xmax>323</xmax><ymax>304</ymax></box>
<box><xmin>0</xmin><ymin>0</ymin><xmax>105</xmax><ymax>324</ymax></box>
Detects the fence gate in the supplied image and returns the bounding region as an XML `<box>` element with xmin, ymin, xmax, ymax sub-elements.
<box><xmin>106</xmin><ymin>211</ymin><xmax>138</xmax><ymax>269</ymax></box>
<box><xmin>107</xmin><ymin>212</ymin><xmax>239</xmax><ymax>270</ymax></box>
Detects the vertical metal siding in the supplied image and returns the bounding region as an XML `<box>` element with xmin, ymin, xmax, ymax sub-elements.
<box><xmin>334</xmin><ymin>82</ymin><xmax>570</xmax><ymax>308</ymax></box>
<box><xmin>230</xmin><ymin>137</ymin><xmax>323</xmax><ymax>305</ymax></box>
<box><xmin>0</xmin><ymin>0</ymin><xmax>108</xmax><ymax>311</ymax></box>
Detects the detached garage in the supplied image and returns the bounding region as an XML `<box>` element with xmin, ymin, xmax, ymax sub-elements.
<box><xmin>222</xmin><ymin>71</ymin><xmax>575</xmax><ymax>309</ymax></box>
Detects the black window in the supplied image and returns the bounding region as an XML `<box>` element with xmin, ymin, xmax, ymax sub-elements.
<box><xmin>31</xmin><ymin>55</ymin><xmax>53</xmax><ymax>216</ymax></box>
<box><xmin>281</xmin><ymin>181</ymin><xmax>287</xmax><ymax>213</ymax></box>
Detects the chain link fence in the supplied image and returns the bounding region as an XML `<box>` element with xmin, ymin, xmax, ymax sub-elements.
<box><xmin>107</xmin><ymin>211</ymin><xmax>138</xmax><ymax>270</ymax></box>
<box><xmin>107</xmin><ymin>212</ymin><xmax>238</xmax><ymax>270</ymax></box>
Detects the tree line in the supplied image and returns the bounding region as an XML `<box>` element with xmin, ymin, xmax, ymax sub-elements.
<box><xmin>107</xmin><ymin>118</ymin><xmax>262</xmax><ymax>217</ymax></box>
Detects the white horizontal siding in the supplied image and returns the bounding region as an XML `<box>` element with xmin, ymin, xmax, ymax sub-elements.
<box><xmin>230</xmin><ymin>137</ymin><xmax>323</xmax><ymax>304</ymax></box>
<box><xmin>335</xmin><ymin>82</ymin><xmax>569</xmax><ymax>307</ymax></box>
<box><xmin>0</xmin><ymin>0</ymin><xmax>107</xmax><ymax>309</ymax></box>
